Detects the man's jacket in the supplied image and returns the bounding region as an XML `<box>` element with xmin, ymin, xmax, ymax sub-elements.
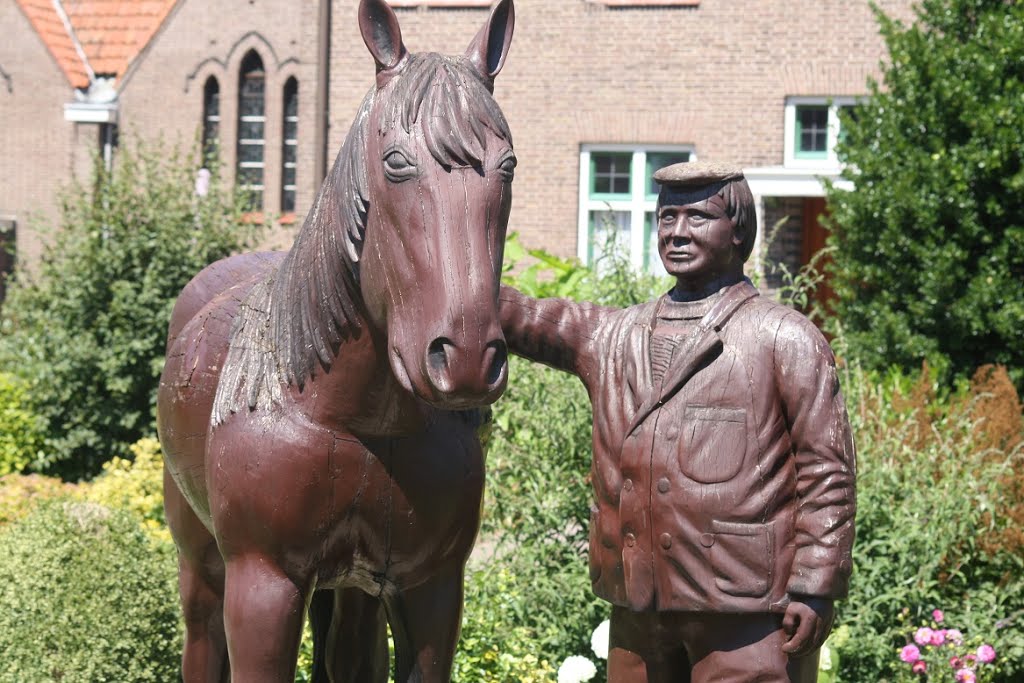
<box><xmin>500</xmin><ymin>280</ymin><xmax>856</xmax><ymax>613</ymax></box>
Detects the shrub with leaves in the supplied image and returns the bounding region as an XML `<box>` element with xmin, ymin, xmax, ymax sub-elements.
<box><xmin>832</xmin><ymin>359</ymin><xmax>1024</xmax><ymax>682</ymax></box>
<box><xmin>826</xmin><ymin>0</ymin><xmax>1024</xmax><ymax>390</ymax></box>
<box><xmin>83</xmin><ymin>436</ymin><xmax>168</xmax><ymax>541</ymax></box>
<box><xmin>0</xmin><ymin>140</ymin><xmax>262</xmax><ymax>478</ymax></box>
<box><xmin>0</xmin><ymin>501</ymin><xmax>181</xmax><ymax>682</ymax></box>
<box><xmin>0</xmin><ymin>372</ymin><xmax>46</xmax><ymax>474</ymax></box>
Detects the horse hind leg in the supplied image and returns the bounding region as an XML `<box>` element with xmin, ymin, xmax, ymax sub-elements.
<box><xmin>310</xmin><ymin>587</ymin><xmax>388</xmax><ymax>683</ymax></box>
<box><xmin>165</xmin><ymin>471</ymin><xmax>229</xmax><ymax>682</ymax></box>
<box><xmin>385</xmin><ymin>564</ymin><xmax>465</xmax><ymax>683</ymax></box>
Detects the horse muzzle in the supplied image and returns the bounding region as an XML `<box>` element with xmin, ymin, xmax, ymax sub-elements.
<box><xmin>423</xmin><ymin>334</ymin><xmax>508</xmax><ymax>406</ymax></box>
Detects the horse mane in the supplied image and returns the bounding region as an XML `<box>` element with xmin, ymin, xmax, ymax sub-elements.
<box><xmin>211</xmin><ymin>53</ymin><xmax>511</xmax><ymax>426</ymax></box>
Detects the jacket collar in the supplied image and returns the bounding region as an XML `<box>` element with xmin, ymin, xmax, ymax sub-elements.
<box><xmin>627</xmin><ymin>279</ymin><xmax>758</xmax><ymax>435</ymax></box>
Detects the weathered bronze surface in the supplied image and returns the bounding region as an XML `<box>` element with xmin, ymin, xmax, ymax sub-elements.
<box><xmin>157</xmin><ymin>1</ymin><xmax>516</xmax><ymax>680</ymax></box>
<box><xmin>501</xmin><ymin>162</ymin><xmax>856</xmax><ymax>682</ymax></box>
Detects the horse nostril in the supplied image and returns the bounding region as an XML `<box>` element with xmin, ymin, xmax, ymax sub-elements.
<box><xmin>484</xmin><ymin>340</ymin><xmax>507</xmax><ymax>387</ymax></box>
<box><xmin>427</xmin><ymin>337</ymin><xmax>455</xmax><ymax>391</ymax></box>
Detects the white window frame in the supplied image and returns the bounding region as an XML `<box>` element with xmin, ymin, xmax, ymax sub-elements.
<box><xmin>783</xmin><ymin>96</ymin><xmax>859</xmax><ymax>169</ymax></box>
<box><xmin>578</xmin><ymin>144</ymin><xmax>696</xmax><ymax>272</ymax></box>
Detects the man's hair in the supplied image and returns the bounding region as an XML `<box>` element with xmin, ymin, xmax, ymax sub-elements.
<box><xmin>658</xmin><ymin>177</ymin><xmax>757</xmax><ymax>263</ymax></box>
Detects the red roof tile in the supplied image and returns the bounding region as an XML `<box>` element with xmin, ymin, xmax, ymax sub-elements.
<box><xmin>63</xmin><ymin>0</ymin><xmax>178</xmax><ymax>79</ymax></box>
<box><xmin>15</xmin><ymin>0</ymin><xmax>178</xmax><ymax>89</ymax></box>
<box><xmin>15</xmin><ymin>0</ymin><xmax>90</xmax><ymax>88</ymax></box>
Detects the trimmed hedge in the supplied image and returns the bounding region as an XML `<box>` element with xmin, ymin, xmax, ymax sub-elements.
<box><xmin>0</xmin><ymin>501</ymin><xmax>181</xmax><ymax>682</ymax></box>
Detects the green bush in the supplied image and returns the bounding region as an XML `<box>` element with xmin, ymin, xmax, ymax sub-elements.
<box><xmin>0</xmin><ymin>140</ymin><xmax>263</xmax><ymax>479</ymax></box>
<box><xmin>0</xmin><ymin>501</ymin><xmax>182</xmax><ymax>682</ymax></box>
<box><xmin>84</xmin><ymin>436</ymin><xmax>169</xmax><ymax>541</ymax></box>
<box><xmin>0</xmin><ymin>372</ymin><xmax>46</xmax><ymax>474</ymax></box>
<box><xmin>832</xmin><ymin>360</ymin><xmax>1024</xmax><ymax>682</ymax></box>
<box><xmin>826</xmin><ymin>0</ymin><xmax>1024</xmax><ymax>390</ymax></box>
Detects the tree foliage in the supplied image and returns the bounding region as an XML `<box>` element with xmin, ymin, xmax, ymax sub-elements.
<box><xmin>0</xmin><ymin>141</ymin><xmax>261</xmax><ymax>478</ymax></box>
<box><xmin>826</xmin><ymin>0</ymin><xmax>1024</xmax><ymax>388</ymax></box>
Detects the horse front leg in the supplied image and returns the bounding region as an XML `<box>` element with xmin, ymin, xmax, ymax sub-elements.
<box><xmin>386</xmin><ymin>563</ymin><xmax>465</xmax><ymax>683</ymax></box>
<box><xmin>222</xmin><ymin>554</ymin><xmax>308</xmax><ymax>683</ymax></box>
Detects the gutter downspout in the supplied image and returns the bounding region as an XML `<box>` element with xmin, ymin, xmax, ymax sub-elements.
<box><xmin>313</xmin><ymin>0</ymin><xmax>331</xmax><ymax>191</ymax></box>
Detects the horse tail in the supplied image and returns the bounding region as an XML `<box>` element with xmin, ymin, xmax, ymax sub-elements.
<box><xmin>308</xmin><ymin>589</ymin><xmax>334</xmax><ymax>683</ymax></box>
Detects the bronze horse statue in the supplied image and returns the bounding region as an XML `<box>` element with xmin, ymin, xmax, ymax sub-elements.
<box><xmin>157</xmin><ymin>1</ymin><xmax>516</xmax><ymax>680</ymax></box>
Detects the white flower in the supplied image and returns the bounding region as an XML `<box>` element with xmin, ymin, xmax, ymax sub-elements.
<box><xmin>591</xmin><ymin>619</ymin><xmax>610</xmax><ymax>660</ymax></box>
<box><xmin>557</xmin><ymin>655</ymin><xmax>597</xmax><ymax>683</ymax></box>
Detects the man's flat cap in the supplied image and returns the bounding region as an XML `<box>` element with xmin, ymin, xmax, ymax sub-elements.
<box><xmin>653</xmin><ymin>161</ymin><xmax>745</xmax><ymax>188</ymax></box>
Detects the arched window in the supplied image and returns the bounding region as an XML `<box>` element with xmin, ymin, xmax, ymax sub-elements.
<box><xmin>202</xmin><ymin>76</ymin><xmax>220</xmax><ymax>162</ymax></box>
<box><xmin>281</xmin><ymin>78</ymin><xmax>298</xmax><ymax>214</ymax></box>
<box><xmin>237</xmin><ymin>51</ymin><xmax>266</xmax><ymax>210</ymax></box>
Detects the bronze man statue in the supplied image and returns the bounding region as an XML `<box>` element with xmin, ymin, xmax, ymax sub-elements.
<box><xmin>500</xmin><ymin>162</ymin><xmax>856</xmax><ymax>682</ymax></box>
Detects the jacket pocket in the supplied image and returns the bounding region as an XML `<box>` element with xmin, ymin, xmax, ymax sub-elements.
<box><xmin>678</xmin><ymin>405</ymin><xmax>747</xmax><ymax>484</ymax></box>
<box><xmin>708</xmin><ymin>519</ymin><xmax>774</xmax><ymax>598</ymax></box>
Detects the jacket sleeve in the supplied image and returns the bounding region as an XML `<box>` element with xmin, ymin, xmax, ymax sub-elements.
<box><xmin>499</xmin><ymin>284</ymin><xmax>612</xmax><ymax>380</ymax></box>
<box><xmin>773</xmin><ymin>312</ymin><xmax>856</xmax><ymax>600</ymax></box>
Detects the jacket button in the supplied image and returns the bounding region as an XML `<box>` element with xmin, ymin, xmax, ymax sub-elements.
<box><xmin>625</xmin><ymin>532</ymin><xmax>636</xmax><ymax>547</ymax></box>
<box><xmin>660</xmin><ymin>533</ymin><xmax>672</xmax><ymax>549</ymax></box>
<box><xmin>657</xmin><ymin>478</ymin><xmax>670</xmax><ymax>493</ymax></box>
<box><xmin>699</xmin><ymin>533</ymin><xmax>715</xmax><ymax>548</ymax></box>
<box><xmin>622</xmin><ymin>478</ymin><xmax>633</xmax><ymax>492</ymax></box>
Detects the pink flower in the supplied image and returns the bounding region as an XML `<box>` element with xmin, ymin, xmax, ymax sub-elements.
<box><xmin>965</xmin><ymin>654</ymin><xmax>978</xmax><ymax>664</ymax></box>
<box><xmin>930</xmin><ymin>629</ymin><xmax>947</xmax><ymax>646</ymax></box>
<box><xmin>977</xmin><ymin>644</ymin><xmax>996</xmax><ymax>663</ymax></box>
<box><xmin>950</xmin><ymin>656</ymin><xmax>963</xmax><ymax>669</ymax></box>
<box><xmin>901</xmin><ymin>644</ymin><xmax>922</xmax><ymax>663</ymax></box>
<box><xmin>933</xmin><ymin>609</ymin><xmax>945</xmax><ymax>623</ymax></box>
<box><xmin>946</xmin><ymin>629</ymin><xmax>964</xmax><ymax>645</ymax></box>
<box><xmin>956</xmin><ymin>668</ymin><xmax>976</xmax><ymax>683</ymax></box>
<box><xmin>914</xmin><ymin>627</ymin><xmax>935</xmax><ymax>646</ymax></box>
<box><xmin>912</xmin><ymin>660</ymin><xmax>928</xmax><ymax>674</ymax></box>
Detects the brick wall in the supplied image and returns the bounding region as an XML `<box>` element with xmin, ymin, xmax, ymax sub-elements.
<box><xmin>327</xmin><ymin>0</ymin><xmax>915</xmax><ymax>258</ymax></box>
<box><xmin>0</xmin><ymin>2</ymin><xmax>81</xmax><ymax>267</ymax></box>
<box><xmin>118</xmin><ymin>0</ymin><xmax>315</xmax><ymax>251</ymax></box>
<box><xmin>8</xmin><ymin>0</ymin><xmax>915</xmax><ymax>270</ymax></box>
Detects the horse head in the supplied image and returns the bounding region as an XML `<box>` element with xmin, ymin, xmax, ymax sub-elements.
<box><xmin>356</xmin><ymin>0</ymin><xmax>515</xmax><ymax>409</ymax></box>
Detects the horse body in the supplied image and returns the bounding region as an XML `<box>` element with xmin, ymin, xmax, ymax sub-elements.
<box><xmin>156</xmin><ymin>2</ymin><xmax>516</xmax><ymax>680</ymax></box>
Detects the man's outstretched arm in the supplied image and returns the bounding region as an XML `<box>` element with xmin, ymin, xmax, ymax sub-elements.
<box><xmin>499</xmin><ymin>285</ymin><xmax>613</xmax><ymax>379</ymax></box>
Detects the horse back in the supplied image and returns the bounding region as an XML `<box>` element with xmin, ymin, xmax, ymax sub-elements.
<box><xmin>158</xmin><ymin>251</ymin><xmax>285</xmax><ymax>524</ymax></box>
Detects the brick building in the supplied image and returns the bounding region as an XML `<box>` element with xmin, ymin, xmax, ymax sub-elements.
<box><xmin>2</xmin><ymin>0</ymin><xmax>915</xmax><ymax>298</ymax></box>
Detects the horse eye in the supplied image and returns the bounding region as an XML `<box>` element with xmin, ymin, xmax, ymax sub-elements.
<box><xmin>498</xmin><ymin>154</ymin><xmax>517</xmax><ymax>180</ymax></box>
<box><xmin>383</xmin><ymin>150</ymin><xmax>417</xmax><ymax>181</ymax></box>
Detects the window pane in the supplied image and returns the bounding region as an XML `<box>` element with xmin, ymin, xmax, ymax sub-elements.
<box><xmin>284</xmin><ymin>119</ymin><xmax>297</xmax><ymax>141</ymax></box>
<box><xmin>238</xmin><ymin>167</ymin><xmax>263</xmax><ymax>186</ymax></box>
<box><xmin>646</xmin><ymin>151</ymin><xmax>692</xmax><ymax>196</ymax></box>
<box><xmin>591</xmin><ymin>153</ymin><xmax>631</xmax><ymax>196</ymax></box>
<box><xmin>588</xmin><ymin>210</ymin><xmax>631</xmax><ymax>267</ymax></box>
<box><xmin>796</xmin><ymin>105</ymin><xmax>828</xmax><ymax>155</ymax></box>
<box><xmin>282</xmin><ymin>166</ymin><xmax>296</xmax><ymax>186</ymax></box>
<box><xmin>644</xmin><ymin>211</ymin><xmax>660</xmax><ymax>273</ymax></box>
<box><xmin>282</xmin><ymin>190</ymin><xmax>296</xmax><ymax>214</ymax></box>
<box><xmin>239</xmin><ymin>120</ymin><xmax>264</xmax><ymax>140</ymax></box>
<box><xmin>238</xmin><ymin>143</ymin><xmax>264</xmax><ymax>164</ymax></box>
<box><xmin>283</xmin><ymin>145</ymin><xmax>297</xmax><ymax>164</ymax></box>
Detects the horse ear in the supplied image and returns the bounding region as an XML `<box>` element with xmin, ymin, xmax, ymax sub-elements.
<box><xmin>465</xmin><ymin>0</ymin><xmax>515</xmax><ymax>80</ymax></box>
<box><xmin>359</xmin><ymin>0</ymin><xmax>408</xmax><ymax>73</ymax></box>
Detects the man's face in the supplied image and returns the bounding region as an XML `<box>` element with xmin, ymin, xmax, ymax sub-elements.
<box><xmin>657</xmin><ymin>186</ymin><xmax>742</xmax><ymax>289</ymax></box>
